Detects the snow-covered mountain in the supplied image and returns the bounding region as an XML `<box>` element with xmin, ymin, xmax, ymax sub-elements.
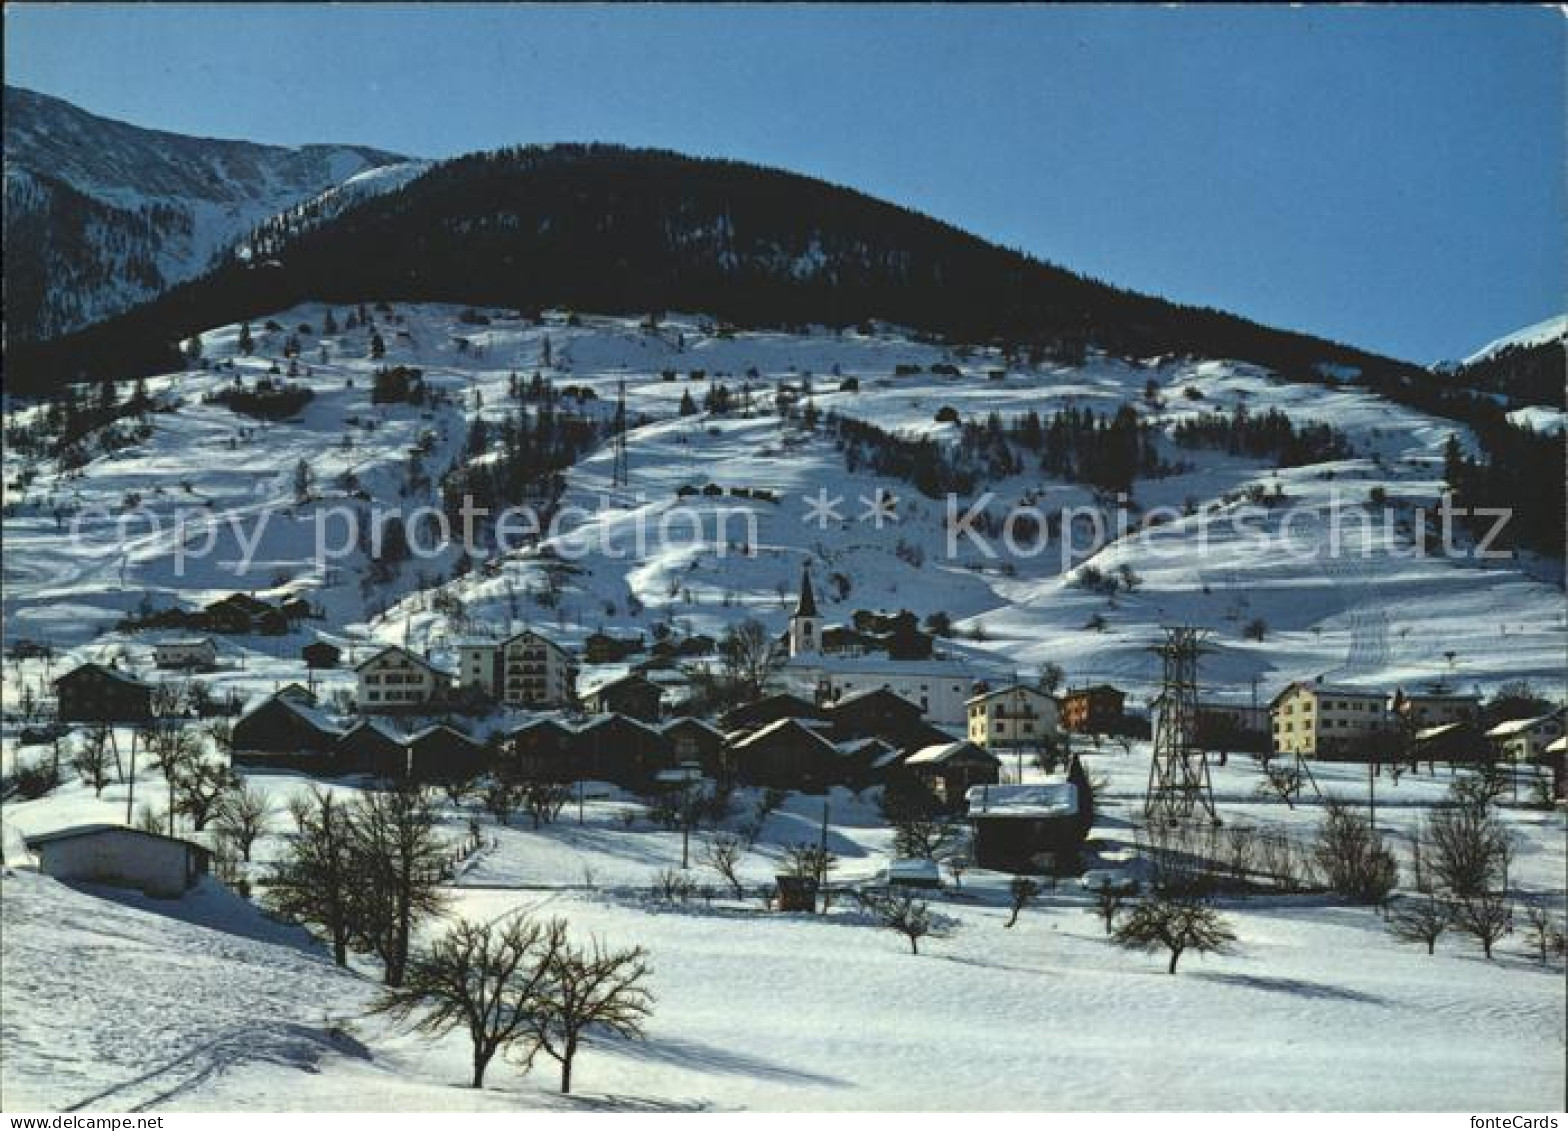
<box><xmin>1463</xmin><ymin>313</ymin><xmax>1568</xmax><ymax>366</ymax></box>
<box><xmin>3</xmin><ymin>86</ymin><xmax>408</xmax><ymax>342</ymax></box>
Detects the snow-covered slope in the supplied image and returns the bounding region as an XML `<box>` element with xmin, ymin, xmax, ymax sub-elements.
<box><xmin>3</xmin><ymin>86</ymin><xmax>408</xmax><ymax>341</ymax></box>
<box><xmin>4</xmin><ymin>304</ymin><xmax>1562</xmax><ymax>711</ymax></box>
<box><xmin>1463</xmin><ymin>313</ymin><xmax>1568</xmax><ymax>366</ymax></box>
<box><xmin>3</xmin><ymin>755</ymin><xmax>1563</xmax><ymax>1111</ymax></box>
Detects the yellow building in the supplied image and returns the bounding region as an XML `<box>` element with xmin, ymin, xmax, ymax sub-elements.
<box><xmin>1270</xmin><ymin>681</ymin><xmax>1390</xmax><ymax>758</ymax></box>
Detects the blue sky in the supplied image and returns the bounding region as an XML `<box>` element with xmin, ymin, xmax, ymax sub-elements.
<box><xmin>6</xmin><ymin>4</ymin><xmax>1562</xmax><ymax>363</ymax></box>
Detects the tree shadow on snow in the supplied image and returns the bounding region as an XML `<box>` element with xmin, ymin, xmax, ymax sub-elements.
<box><xmin>1190</xmin><ymin>970</ymin><xmax>1388</xmax><ymax>1005</ymax></box>
<box><xmin>597</xmin><ymin>1031</ymin><xmax>849</xmax><ymax>1090</ymax></box>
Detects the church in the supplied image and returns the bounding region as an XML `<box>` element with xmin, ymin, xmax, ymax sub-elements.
<box><xmin>782</xmin><ymin>566</ymin><xmax>980</xmax><ymax>726</ymax></box>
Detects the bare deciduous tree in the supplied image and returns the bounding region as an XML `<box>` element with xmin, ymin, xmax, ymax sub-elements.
<box><xmin>1426</xmin><ymin>800</ymin><xmax>1512</xmax><ymax>899</ymax></box>
<box><xmin>266</xmin><ymin>788</ymin><xmax>358</xmax><ymax>966</ymax></box>
<box><xmin>717</xmin><ymin>618</ymin><xmax>785</xmax><ymax>701</ymax></box>
<box><xmin>71</xmin><ymin>728</ymin><xmax>115</xmax><ymax>796</ymax></box>
<box><xmin>892</xmin><ymin>817</ymin><xmax>961</xmax><ymax>861</ymax></box>
<box><xmin>1452</xmin><ymin>890</ymin><xmax>1512</xmax><ymax>960</ymax></box>
<box><xmin>1254</xmin><ymin>761</ymin><xmax>1305</xmax><ymax>809</ymax></box>
<box><xmin>1388</xmin><ymin>894</ymin><xmax>1450</xmax><ymax>955</ymax></box>
<box><xmin>175</xmin><ymin>758</ymin><xmax>240</xmax><ymax>832</ymax></box>
<box><xmin>522</xmin><ymin>780</ymin><xmax>572</xmax><ymax>829</ymax></box>
<box><xmin>862</xmin><ymin>890</ymin><xmax>949</xmax><ymax>955</ymax></box>
<box><xmin>482</xmin><ymin>779</ymin><xmax>522</xmax><ymax>826</ymax></box>
<box><xmin>143</xmin><ymin>724</ymin><xmax>202</xmax><ymax>836</ymax></box>
<box><xmin>782</xmin><ymin>842</ymin><xmax>837</xmax><ymax>913</ymax></box>
<box><xmin>1005</xmin><ymin>875</ymin><xmax>1040</xmax><ymax>929</ymax></box>
<box><xmin>1088</xmin><ymin>878</ymin><xmax>1136</xmax><ymax>935</ymax></box>
<box><xmin>700</xmin><ymin>832</ymin><xmax>747</xmax><ymax>898</ymax></box>
<box><xmin>354</xmin><ymin>786</ymin><xmax>453</xmax><ymax>986</ymax></box>
<box><xmin>375</xmin><ymin>914</ymin><xmax>564</xmax><ymax>1089</ymax></box>
<box><xmin>1313</xmin><ymin>798</ymin><xmax>1398</xmax><ymax>906</ymax></box>
<box><xmin>1521</xmin><ymin>904</ymin><xmax>1566</xmax><ymax>965</ymax></box>
<box><xmin>944</xmin><ymin>853</ymin><xmax>971</xmax><ymax>889</ymax></box>
<box><xmin>1112</xmin><ymin>895</ymin><xmax>1237</xmax><ymax>974</ymax></box>
<box><xmin>214</xmin><ymin>781</ymin><xmax>273</xmax><ymax>861</ymax></box>
<box><xmin>521</xmin><ymin>933</ymin><xmax>653</xmax><ymax>1094</ymax></box>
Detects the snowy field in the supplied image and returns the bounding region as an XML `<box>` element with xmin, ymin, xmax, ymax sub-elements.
<box><xmin>3</xmin><ymin>749</ymin><xmax>1563</xmax><ymax>1112</ymax></box>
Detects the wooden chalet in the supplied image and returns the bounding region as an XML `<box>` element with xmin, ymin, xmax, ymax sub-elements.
<box><xmin>660</xmin><ymin>717</ymin><xmax>729</xmax><ymax>778</ymax></box>
<box><xmin>965</xmin><ymin>781</ymin><xmax>1087</xmax><ymax>871</ymax></box>
<box><xmin>573</xmin><ymin>713</ymin><xmax>673</xmax><ymax>787</ymax></box>
<box><xmin>508</xmin><ymin>717</ymin><xmax>579</xmax><ymax>781</ymax></box>
<box><xmin>581</xmin><ymin>673</ymin><xmax>664</xmax><ymax>723</ymax></box>
<box><xmin>335</xmin><ymin>719</ymin><xmax>409</xmax><ymax>778</ymax></box>
<box><xmin>231</xmin><ymin>690</ymin><xmax>345</xmax><ymax>768</ymax></box>
<box><xmin>719</xmin><ymin>692</ymin><xmax>827</xmax><ymax>733</ymax></box>
<box><xmin>406</xmin><ymin>724</ymin><xmax>487</xmax><ymax>783</ymax></box>
<box><xmin>54</xmin><ymin>662</ymin><xmax>153</xmax><ymax>723</ymax></box>
<box><xmin>903</xmin><ymin>740</ymin><xmax>1001</xmax><ymax>810</ymax></box>
<box><xmin>729</xmin><ymin>718</ymin><xmax>844</xmax><ymax>792</ymax></box>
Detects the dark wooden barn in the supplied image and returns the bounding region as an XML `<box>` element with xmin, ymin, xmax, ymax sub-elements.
<box><xmin>730</xmin><ymin>718</ymin><xmax>845</xmax><ymax>791</ymax></box>
<box><xmin>407</xmin><ymin>724</ymin><xmax>486</xmax><ymax>783</ymax></box>
<box><xmin>335</xmin><ymin>719</ymin><xmax>409</xmax><ymax>778</ymax></box>
<box><xmin>720</xmin><ymin>693</ymin><xmax>828</xmax><ymax>734</ymax></box>
<box><xmin>572</xmin><ymin>713</ymin><xmax>672</xmax><ymax>787</ymax></box>
<box><xmin>660</xmin><ymin>717</ymin><xmax>729</xmax><ymax>778</ymax></box>
<box><xmin>824</xmin><ymin>687</ymin><xmax>936</xmax><ymax>747</ymax></box>
<box><xmin>965</xmin><ymin>782</ymin><xmax>1087</xmax><ymax>872</ymax></box>
<box><xmin>508</xmin><ymin>717</ymin><xmax>579</xmax><ymax>781</ymax></box>
<box><xmin>54</xmin><ymin>662</ymin><xmax>153</xmax><ymax>723</ymax></box>
<box><xmin>581</xmin><ymin>673</ymin><xmax>664</xmax><ymax>723</ymax></box>
<box><xmin>902</xmin><ymin>740</ymin><xmax>1001</xmax><ymax>810</ymax></box>
<box><xmin>231</xmin><ymin>690</ymin><xmax>345</xmax><ymax>769</ymax></box>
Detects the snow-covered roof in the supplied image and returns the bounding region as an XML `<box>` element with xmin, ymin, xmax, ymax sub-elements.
<box><xmin>55</xmin><ymin>662</ymin><xmax>151</xmax><ymax>690</ymax></box>
<box><xmin>341</xmin><ymin>718</ymin><xmax>407</xmax><ymax>743</ymax></box>
<box><xmin>508</xmin><ymin>715</ymin><xmax>577</xmax><ymax>737</ymax></box>
<box><xmin>884</xmin><ymin>858</ymin><xmax>942</xmax><ymax>883</ymax></box>
<box><xmin>792</xmin><ymin>654</ymin><xmax>975</xmax><ymax>679</ymax></box>
<box><xmin>1485</xmin><ymin>713</ymin><xmax>1563</xmax><ymax>738</ymax></box>
<box><xmin>1546</xmin><ymin>735</ymin><xmax>1567</xmax><ymax>754</ymax></box>
<box><xmin>407</xmin><ymin>723</ymin><xmax>482</xmax><ymax>747</ymax></box>
<box><xmin>23</xmin><ymin>823</ymin><xmax>209</xmax><ymax>855</ymax></box>
<box><xmin>582</xmin><ymin>671</ymin><xmax>661</xmax><ymax>699</ymax></box>
<box><xmin>732</xmin><ymin>717</ymin><xmax>838</xmax><ymax>751</ymax></box>
<box><xmin>1271</xmin><ymin>681</ymin><xmax>1387</xmax><ymax>707</ymax></box>
<box><xmin>154</xmin><ymin>637</ymin><xmax>215</xmax><ymax>649</ymax></box>
<box><xmin>829</xmin><ymin>686</ymin><xmax>920</xmax><ymax>711</ymax></box>
<box><xmin>238</xmin><ymin>690</ymin><xmax>345</xmax><ymax>737</ymax></box>
<box><xmin>576</xmin><ymin>712</ymin><xmax>663</xmax><ymax>738</ymax></box>
<box><xmin>353</xmin><ymin>644</ymin><xmax>450</xmax><ymax>677</ymax></box>
<box><xmin>659</xmin><ymin>716</ymin><xmax>725</xmax><ymax>739</ymax></box>
<box><xmin>1399</xmin><ymin>688</ymin><xmax>1481</xmax><ymax>704</ymax></box>
<box><xmin>966</xmin><ymin>683</ymin><xmax>1052</xmax><ymax>707</ymax></box>
<box><xmin>1413</xmin><ymin>722</ymin><xmax>1470</xmax><ymax>742</ymax></box>
<box><xmin>905</xmin><ymin>740</ymin><xmax>997</xmax><ymax>767</ymax></box>
<box><xmin>964</xmin><ymin>782</ymin><xmax>1079</xmax><ymax>818</ymax></box>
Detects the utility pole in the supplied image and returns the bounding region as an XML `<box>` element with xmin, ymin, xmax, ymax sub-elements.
<box><xmin>124</xmin><ymin>727</ymin><xmax>138</xmax><ymax>826</ymax></box>
<box><xmin>818</xmin><ymin>799</ymin><xmax>830</xmax><ymax>914</ymax></box>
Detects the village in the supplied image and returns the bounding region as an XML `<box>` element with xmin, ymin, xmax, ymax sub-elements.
<box><xmin>7</xmin><ymin>558</ymin><xmax>1564</xmax><ymax>903</ymax></box>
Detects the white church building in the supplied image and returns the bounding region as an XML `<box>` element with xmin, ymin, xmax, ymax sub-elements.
<box><xmin>782</xmin><ymin>566</ymin><xmax>978</xmax><ymax>726</ymax></box>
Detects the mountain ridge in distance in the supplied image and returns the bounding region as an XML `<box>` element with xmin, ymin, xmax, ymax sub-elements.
<box><xmin>3</xmin><ymin>84</ymin><xmax>408</xmax><ymax>343</ymax></box>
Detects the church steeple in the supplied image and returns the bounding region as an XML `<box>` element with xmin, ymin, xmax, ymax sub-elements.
<box><xmin>788</xmin><ymin>564</ymin><xmax>822</xmax><ymax>657</ymax></box>
<box><xmin>794</xmin><ymin>564</ymin><xmax>819</xmax><ymax>618</ymax></box>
